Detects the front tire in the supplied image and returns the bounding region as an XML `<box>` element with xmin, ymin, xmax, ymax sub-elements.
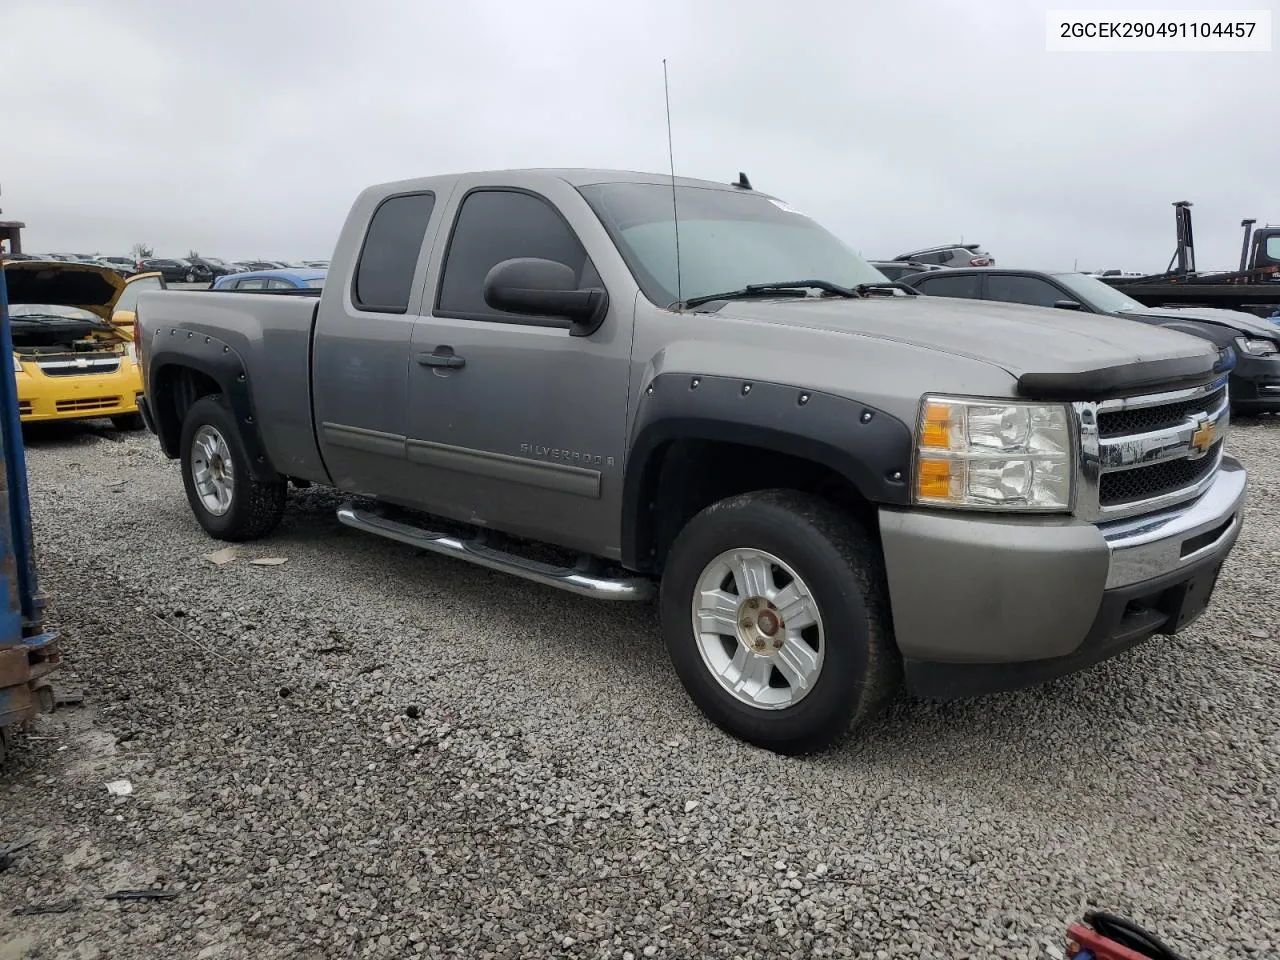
<box><xmin>110</xmin><ymin>413</ymin><xmax>145</xmax><ymax>431</ymax></box>
<box><xmin>179</xmin><ymin>394</ymin><xmax>286</xmax><ymax>541</ymax></box>
<box><xmin>660</xmin><ymin>489</ymin><xmax>899</xmax><ymax>754</ymax></box>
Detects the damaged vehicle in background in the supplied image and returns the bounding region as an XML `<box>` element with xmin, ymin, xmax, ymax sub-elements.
<box><xmin>4</xmin><ymin>259</ymin><xmax>152</xmax><ymax>429</ymax></box>
<box><xmin>901</xmin><ymin>267</ymin><xmax>1280</xmax><ymax>414</ymax></box>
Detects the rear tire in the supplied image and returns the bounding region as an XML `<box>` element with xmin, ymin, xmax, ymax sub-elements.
<box><xmin>179</xmin><ymin>394</ymin><xmax>286</xmax><ymax>541</ymax></box>
<box><xmin>660</xmin><ymin>489</ymin><xmax>899</xmax><ymax>754</ymax></box>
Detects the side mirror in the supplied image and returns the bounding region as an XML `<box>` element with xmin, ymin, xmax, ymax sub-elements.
<box><xmin>1053</xmin><ymin>299</ymin><xmax>1084</xmax><ymax>311</ymax></box>
<box><xmin>483</xmin><ymin>258</ymin><xmax>608</xmax><ymax>338</ymax></box>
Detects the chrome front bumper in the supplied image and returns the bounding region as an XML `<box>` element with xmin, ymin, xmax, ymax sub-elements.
<box><xmin>1101</xmin><ymin>456</ymin><xmax>1246</xmax><ymax>589</ymax></box>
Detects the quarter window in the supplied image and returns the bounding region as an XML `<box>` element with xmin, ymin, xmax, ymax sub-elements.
<box><xmin>436</xmin><ymin>189</ymin><xmax>597</xmax><ymax>321</ymax></box>
<box><xmin>916</xmin><ymin>274</ymin><xmax>982</xmax><ymax>299</ymax></box>
<box><xmin>353</xmin><ymin>192</ymin><xmax>436</xmax><ymax>314</ymax></box>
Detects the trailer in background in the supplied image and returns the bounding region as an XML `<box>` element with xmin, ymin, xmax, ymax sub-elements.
<box><xmin>0</xmin><ymin>262</ymin><xmax>59</xmax><ymax>762</ymax></box>
<box><xmin>1101</xmin><ymin>201</ymin><xmax>1280</xmax><ymax>317</ymax></box>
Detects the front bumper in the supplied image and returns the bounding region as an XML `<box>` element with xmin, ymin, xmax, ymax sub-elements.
<box><xmin>1228</xmin><ymin>362</ymin><xmax>1280</xmax><ymax>411</ymax></box>
<box><xmin>879</xmin><ymin>456</ymin><xmax>1247</xmax><ymax>699</ymax></box>
<box><xmin>15</xmin><ymin>364</ymin><xmax>142</xmax><ymax>423</ymax></box>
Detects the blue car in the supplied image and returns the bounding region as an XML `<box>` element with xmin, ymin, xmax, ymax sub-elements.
<box><xmin>212</xmin><ymin>268</ymin><xmax>326</xmax><ymax>291</ymax></box>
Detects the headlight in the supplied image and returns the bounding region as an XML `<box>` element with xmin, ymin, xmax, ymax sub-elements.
<box><xmin>915</xmin><ymin>396</ymin><xmax>1073</xmax><ymax>511</ymax></box>
<box><xmin>12</xmin><ymin>355</ymin><xmax>22</xmax><ymax>373</ymax></box>
<box><xmin>1234</xmin><ymin>336</ymin><xmax>1278</xmax><ymax>357</ymax></box>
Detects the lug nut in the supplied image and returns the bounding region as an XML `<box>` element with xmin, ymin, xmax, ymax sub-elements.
<box><xmin>746</xmin><ymin>598</ymin><xmax>760</xmax><ymax>609</ymax></box>
<box><xmin>753</xmin><ymin>638</ymin><xmax>766</xmax><ymax>651</ymax></box>
<box><xmin>772</xmin><ymin>637</ymin><xmax>784</xmax><ymax>649</ymax></box>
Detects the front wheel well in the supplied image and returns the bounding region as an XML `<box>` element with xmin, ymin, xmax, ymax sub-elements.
<box><xmin>631</xmin><ymin>438</ymin><xmax>878</xmax><ymax>575</ymax></box>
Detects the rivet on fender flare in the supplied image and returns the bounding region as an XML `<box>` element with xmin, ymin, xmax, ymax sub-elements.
<box><xmin>798</xmin><ymin>393</ymin><xmax>810</xmax><ymax>406</ymax></box>
<box><xmin>860</xmin><ymin>410</ymin><xmax>873</xmax><ymax>423</ymax></box>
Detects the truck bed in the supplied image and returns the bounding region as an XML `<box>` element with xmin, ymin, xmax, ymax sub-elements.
<box><xmin>138</xmin><ymin>290</ymin><xmax>326</xmax><ymax>481</ymax></box>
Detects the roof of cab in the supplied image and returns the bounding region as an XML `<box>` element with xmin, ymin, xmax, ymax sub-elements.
<box><xmin>369</xmin><ymin>168</ymin><xmax>778</xmax><ymax>196</ymax></box>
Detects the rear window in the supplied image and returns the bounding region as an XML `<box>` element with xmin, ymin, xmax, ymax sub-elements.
<box><xmin>915</xmin><ymin>274</ymin><xmax>982</xmax><ymax>298</ymax></box>
<box><xmin>305</xmin><ymin>277</ymin><xmax>325</xmax><ymax>288</ymax></box>
<box><xmin>353</xmin><ymin>192</ymin><xmax>435</xmax><ymax>313</ymax></box>
<box><xmin>1265</xmin><ymin>237</ymin><xmax>1280</xmax><ymax>262</ymax></box>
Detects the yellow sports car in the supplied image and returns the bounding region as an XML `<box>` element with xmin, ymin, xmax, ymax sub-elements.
<box><xmin>4</xmin><ymin>260</ymin><xmax>163</xmax><ymax>429</ymax></box>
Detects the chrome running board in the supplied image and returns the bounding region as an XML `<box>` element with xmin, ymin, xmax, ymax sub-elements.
<box><xmin>336</xmin><ymin>503</ymin><xmax>655</xmax><ymax>602</ymax></box>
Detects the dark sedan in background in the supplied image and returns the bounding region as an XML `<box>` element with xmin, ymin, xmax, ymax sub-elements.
<box><xmin>901</xmin><ymin>266</ymin><xmax>1280</xmax><ymax>413</ymax></box>
<box><xmin>135</xmin><ymin>258</ymin><xmax>212</xmax><ymax>283</ymax></box>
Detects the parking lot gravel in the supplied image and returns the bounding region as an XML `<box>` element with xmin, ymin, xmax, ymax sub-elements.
<box><xmin>1</xmin><ymin>418</ymin><xmax>1277</xmax><ymax>959</ymax></box>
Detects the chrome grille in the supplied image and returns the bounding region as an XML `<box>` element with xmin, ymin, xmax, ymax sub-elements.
<box><xmin>1074</xmin><ymin>378</ymin><xmax>1229</xmax><ymax>522</ymax></box>
<box><xmin>1096</xmin><ymin>386</ymin><xmax>1226</xmax><ymax>438</ymax></box>
<box><xmin>1099</xmin><ymin>440</ymin><xmax>1223</xmax><ymax>506</ymax></box>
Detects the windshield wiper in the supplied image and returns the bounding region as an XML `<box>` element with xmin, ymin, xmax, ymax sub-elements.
<box><xmin>854</xmin><ymin>281</ymin><xmax>919</xmax><ymax>296</ymax></box>
<box><xmin>678</xmin><ymin>280</ymin><xmax>862</xmax><ymax>310</ymax></box>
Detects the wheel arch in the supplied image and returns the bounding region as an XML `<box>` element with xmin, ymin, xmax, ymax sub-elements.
<box><xmin>621</xmin><ymin>375</ymin><xmax>914</xmax><ymax>573</ymax></box>
<box><xmin>146</xmin><ymin>332</ymin><xmax>280</xmax><ymax>481</ymax></box>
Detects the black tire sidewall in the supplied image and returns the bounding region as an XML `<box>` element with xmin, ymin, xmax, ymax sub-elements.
<box><xmin>661</xmin><ymin>494</ymin><xmax>882</xmax><ymax>751</ymax></box>
<box><xmin>179</xmin><ymin>395</ymin><xmax>258</xmax><ymax>538</ymax></box>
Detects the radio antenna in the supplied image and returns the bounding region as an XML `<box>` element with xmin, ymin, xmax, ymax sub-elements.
<box><xmin>663</xmin><ymin>58</ymin><xmax>684</xmax><ymax>309</ymax></box>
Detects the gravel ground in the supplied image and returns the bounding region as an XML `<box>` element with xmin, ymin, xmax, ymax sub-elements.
<box><xmin>1</xmin><ymin>418</ymin><xmax>1277</xmax><ymax>959</ymax></box>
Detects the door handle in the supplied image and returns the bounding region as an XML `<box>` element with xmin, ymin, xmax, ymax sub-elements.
<box><xmin>417</xmin><ymin>347</ymin><xmax>465</xmax><ymax>369</ymax></box>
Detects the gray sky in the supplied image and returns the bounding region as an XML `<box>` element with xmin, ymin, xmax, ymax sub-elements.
<box><xmin>3</xmin><ymin>0</ymin><xmax>1275</xmax><ymax>272</ymax></box>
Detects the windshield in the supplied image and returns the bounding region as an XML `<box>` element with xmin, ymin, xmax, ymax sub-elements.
<box><xmin>1053</xmin><ymin>271</ymin><xmax>1147</xmax><ymax>313</ymax></box>
<box><xmin>8</xmin><ymin>304</ymin><xmax>100</xmax><ymax>321</ymax></box>
<box><xmin>577</xmin><ymin>181</ymin><xmax>887</xmax><ymax>306</ymax></box>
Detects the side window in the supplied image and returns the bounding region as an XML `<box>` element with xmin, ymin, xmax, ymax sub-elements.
<box><xmin>436</xmin><ymin>189</ymin><xmax>597</xmax><ymax>321</ymax></box>
<box><xmin>353</xmin><ymin>192</ymin><xmax>436</xmax><ymax>314</ymax></box>
<box><xmin>238</xmin><ymin>277</ymin><xmax>267</xmax><ymax>290</ymax></box>
<box><xmin>267</xmin><ymin>278</ymin><xmax>295</xmax><ymax>289</ymax></box>
<box><xmin>1264</xmin><ymin>236</ymin><xmax>1280</xmax><ymax>262</ymax></box>
<box><xmin>114</xmin><ymin>275</ymin><xmax>162</xmax><ymax>314</ymax></box>
<box><xmin>913</xmin><ymin>251</ymin><xmax>945</xmax><ymax>265</ymax></box>
<box><xmin>986</xmin><ymin>275</ymin><xmax>1064</xmax><ymax>308</ymax></box>
<box><xmin>916</xmin><ymin>274</ymin><xmax>982</xmax><ymax>299</ymax></box>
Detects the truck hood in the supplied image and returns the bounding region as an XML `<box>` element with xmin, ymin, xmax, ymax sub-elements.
<box><xmin>714</xmin><ymin>294</ymin><xmax>1218</xmax><ymax>378</ymax></box>
<box><xmin>1128</xmin><ymin>305</ymin><xmax>1280</xmax><ymax>341</ymax></box>
<box><xmin>2</xmin><ymin>260</ymin><xmax>126</xmax><ymax>321</ymax></box>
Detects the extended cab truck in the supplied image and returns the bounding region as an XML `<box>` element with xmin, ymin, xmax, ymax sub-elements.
<box><xmin>133</xmin><ymin>170</ymin><xmax>1247</xmax><ymax>753</ymax></box>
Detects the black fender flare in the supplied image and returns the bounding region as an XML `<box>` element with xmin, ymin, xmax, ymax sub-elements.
<box><xmin>620</xmin><ymin>373</ymin><xmax>914</xmax><ymax>570</ymax></box>
<box><xmin>146</xmin><ymin>328</ymin><xmax>279</xmax><ymax>482</ymax></box>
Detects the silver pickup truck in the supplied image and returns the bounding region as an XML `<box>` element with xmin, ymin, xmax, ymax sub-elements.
<box><xmin>134</xmin><ymin>169</ymin><xmax>1246</xmax><ymax>753</ymax></box>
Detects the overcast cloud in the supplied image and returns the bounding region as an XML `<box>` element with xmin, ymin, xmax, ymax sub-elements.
<box><xmin>2</xmin><ymin>0</ymin><xmax>1275</xmax><ymax>272</ymax></box>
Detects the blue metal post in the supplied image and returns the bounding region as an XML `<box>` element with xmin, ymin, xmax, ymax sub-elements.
<box><xmin>0</xmin><ymin>266</ymin><xmax>41</xmax><ymax>627</ymax></box>
<box><xmin>0</xmin><ymin>262</ymin><xmax>57</xmax><ymax>732</ymax></box>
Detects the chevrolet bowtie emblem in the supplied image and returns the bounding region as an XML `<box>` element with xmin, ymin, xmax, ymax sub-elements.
<box><xmin>1189</xmin><ymin>417</ymin><xmax>1216</xmax><ymax>458</ymax></box>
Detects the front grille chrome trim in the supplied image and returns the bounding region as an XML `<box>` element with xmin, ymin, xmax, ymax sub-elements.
<box><xmin>1074</xmin><ymin>376</ymin><xmax>1230</xmax><ymax>522</ymax></box>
